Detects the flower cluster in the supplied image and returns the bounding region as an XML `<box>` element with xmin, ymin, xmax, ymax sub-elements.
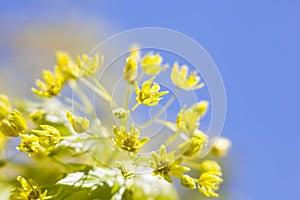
<box><xmin>10</xmin><ymin>176</ymin><xmax>52</xmax><ymax>200</ymax></box>
<box><xmin>1</xmin><ymin>46</ymin><xmax>231</xmax><ymax>199</ymax></box>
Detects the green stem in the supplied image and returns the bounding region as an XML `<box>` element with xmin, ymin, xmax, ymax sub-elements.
<box><xmin>139</xmin><ymin>88</ymin><xmax>180</xmax><ymax>128</ymax></box>
<box><xmin>80</xmin><ymin>78</ymin><xmax>117</xmax><ymax>108</ymax></box>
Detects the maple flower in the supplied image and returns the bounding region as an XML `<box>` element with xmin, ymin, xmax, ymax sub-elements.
<box><xmin>32</xmin><ymin>67</ymin><xmax>64</xmax><ymax>98</ymax></box>
<box><xmin>10</xmin><ymin>176</ymin><xmax>52</xmax><ymax>200</ymax></box>
<box><xmin>171</xmin><ymin>62</ymin><xmax>204</xmax><ymax>90</ymax></box>
<box><xmin>150</xmin><ymin>145</ymin><xmax>189</xmax><ymax>183</ymax></box>
<box><xmin>112</xmin><ymin>124</ymin><xmax>149</xmax><ymax>154</ymax></box>
<box><xmin>135</xmin><ymin>76</ymin><xmax>169</xmax><ymax>106</ymax></box>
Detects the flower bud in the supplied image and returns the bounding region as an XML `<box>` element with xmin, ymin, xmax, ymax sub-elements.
<box><xmin>124</xmin><ymin>56</ymin><xmax>137</xmax><ymax>83</ymax></box>
<box><xmin>31</xmin><ymin>125</ymin><xmax>61</xmax><ymax>147</ymax></box>
<box><xmin>200</xmin><ymin>160</ymin><xmax>222</xmax><ymax>173</ymax></box>
<box><xmin>210</xmin><ymin>137</ymin><xmax>232</xmax><ymax>157</ymax></box>
<box><xmin>179</xmin><ymin>131</ymin><xmax>207</xmax><ymax>157</ymax></box>
<box><xmin>0</xmin><ymin>95</ymin><xmax>11</xmax><ymax>120</ymax></box>
<box><xmin>0</xmin><ymin>110</ymin><xmax>27</xmax><ymax>137</ymax></box>
<box><xmin>180</xmin><ymin>175</ymin><xmax>197</xmax><ymax>189</ymax></box>
<box><xmin>66</xmin><ymin>112</ymin><xmax>90</xmax><ymax>133</ymax></box>
<box><xmin>112</xmin><ymin>108</ymin><xmax>128</xmax><ymax>120</ymax></box>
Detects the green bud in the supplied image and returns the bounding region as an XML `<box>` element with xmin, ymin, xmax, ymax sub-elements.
<box><xmin>180</xmin><ymin>175</ymin><xmax>197</xmax><ymax>189</ymax></box>
<box><xmin>0</xmin><ymin>110</ymin><xmax>27</xmax><ymax>137</ymax></box>
<box><xmin>112</xmin><ymin>108</ymin><xmax>128</xmax><ymax>120</ymax></box>
<box><xmin>66</xmin><ymin>112</ymin><xmax>90</xmax><ymax>133</ymax></box>
<box><xmin>200</xmin><ymin>160</ymin><xmax>222</xmax><ymax>173</ymax></box>
<box><xmin>0</xmin><ymin>95</ymin><xmax>11</xmax><ymax>120</ymax></box>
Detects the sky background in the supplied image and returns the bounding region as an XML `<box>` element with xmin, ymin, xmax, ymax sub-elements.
<box><xmin>1</xmin><ymin>1</ymin><xmax>300</xmax><ymax>199</ymax></box>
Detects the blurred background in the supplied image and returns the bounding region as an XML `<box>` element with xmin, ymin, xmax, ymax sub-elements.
<box><xmin>1</xmin><ymin>1</ymin><xmax>300</xmax><ymax>199</ymax></box>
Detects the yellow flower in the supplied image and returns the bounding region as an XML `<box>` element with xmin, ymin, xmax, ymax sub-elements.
<box><xmin>10</xmin><ymin>176</ymin><xmax>52</xmax><ymax>200</ymax></box>
<box><xmin>176</xmin><ymin>101</ymin><xmax>209</xmax><ymax>135</ymax></box>
<box><xmin>32</xmin><ymin>67</ymin><xmax>64</xmax><ymax>97</ymax></box>
<box><xmin>180</xmin><ymin>175</ymin><xmax>197</xmax><ymax>189</ymax></box>
<box><xmin>66</xmin><ymin>112</ymin><xmax>90</xmax><ymax>134</ymax></box>
<box><xmin>0</xmin><ymin>94</ymin><xmax>11</xmax><ymax>120</ymax></box>
<box><xmin>141</xmin><ymin>52</ymin><xmax>166</xmax><ymax>75</ymax></box>
<box><xmin>179</xmin><ymin>130</ymin><xmax>207</xmax><ymax>157</ymax></box>
<box><xmin>171</xmin><ymin>62</ymin><xmax>204</xmax><ymax>90</ymax></box>
<box><xmin>112</xmin><ymin>124</ymin><xmax>149</xmax><ymax>154</ymax></box>
<box><xmin>31</xmin><ymin>125</ymin><xmax>61</xmax><ymax>147</ymax></box>
<box><xmin>123</xmin><ymin>55</ymin><xmax>138</xmax><ymax>83</ymax></box>
<box><xmin>77</xmin><ymin>54</ymin><xmax>104</xmax><ymax>77</ymax></box>
<box><xmin>135</xmin><ymin>77</ymin><xmax>169</xmax><ymax>106</ymax></box>
<box><xmin>56</xmin><ymin>51</ymin><xmax>80</xmax><ymax>80</ymax></box>
<box><xmin>198</xmin><ymin>171</ymin><xmax>223</xmax><ymax>197</ymax></box>
<box><xmin>17</xmin><ymin>134</ymin><xmax>41</xmax><ymax>156</ymax></box>
<box><xmin>0</xmin><ymin>110</ymin><xmax>27</xmax><ymax>137</ymax></box>
<box><xmin>150</xmin><ymin>145</ymin><xmax>190</xmax><ymax>183</ymax></box>
<box><xmin>210</xmin><ymin>137</ymin><xmax>232</xmax><ymax>157</ymax></box>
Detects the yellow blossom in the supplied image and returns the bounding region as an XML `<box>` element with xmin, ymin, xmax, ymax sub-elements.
<box><xmin>17</xmin><ymin>134</ymin><xmax>41</xmax><ymax>156</ymax></box>
<box><xmin>179</xmin><ymin>130</ymin><xmax>207</xmax><ymax>157</ymax></box>
<box><xmin>10</xmin><ymin>176</ymin><xmax>52</xmax><ymax>200</ymax></box>
<box><xmin>77</xmin><ymin>54</ymin><xmax>103</xmax><ymax>77</ymax></box>
<box><xmin>0</xmin><ymin>94</ymin><xmax>11</xmax><ymax>120</ymax></box>
<box><xmin>171</xmin><ymin>62</ymin><xmax>204</xmax><ymax>90</ymax></box>
<box><xmin>150</xmin><ymin>145</ymin><xmax>189</xmax><ymax>183</ymax></box>
<box><xmin>56</xmin><ymin>51</ymin><xmax>80</xmax><ymax>80</ymax></box>
<box><xmin>123</xmin><ymin>55</ymin><xmax>138</xmax><ymax>83</ymax></box>
<box><xmin>198</xmin><ymin>171</ymin><xmax>223</xmax><ymax>197</ymax></box>
<box><xmin>141</xmin><ymin>52</ymin><xmax>166</xmax><ymax>75</ymax></box>
<box><xmin>112</xmin><ymin>124</ymin><xmax>149</xmax><ymax>154</ymax></box>
<box><xmin>176</xmin><ymin>101</ymin><xmax>209</xmax><ymax>134</ymax></box>
<box><xmin>180</xmin><ymin>175</ymin><xmax>197</xmax><ymax>189</ymax></box>
<box><xmin>135</xmin><ymin>77</ymin><xmax>169</xmax><ymax>106</ymax></box>
<box><xmin>31</xmin><ymin>125</ymin><xmax>61</xmax><ymax>147</ymax></box>
<box><xmin>0</xmin><ymin>110</ymin><xmax>27</xmax><ymax>137</ymax></box>
<box><xmin>32</xmin><ymin>66</ymin><xmax>64</xmax><ymax>97</ymax></box>
<box><xmin>66</xmin><ymin>112</ymin><xmax>90</xmax><ymax>134</ymax></box>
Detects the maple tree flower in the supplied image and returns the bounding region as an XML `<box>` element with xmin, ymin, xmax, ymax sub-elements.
<box><xmin>176</xmin><ymin>101</ymin><xmax>209</xmax><ymax>135</ymax></box>
<box><xmin>31</xmin><ymin>125</ymin><xmax>61</xmax><ymax>147</ymax></box>
<box><xmin>141</xmin><ymin>52</ymin><xmax>167</xmax><ymax>75</ymax></box>
<box><xmin>150</xmin><ymin>145</ymin><xmax>190</xmax><ymax>183</ymax></box>
<box><xmin>124</xmin><ymin>55</ymin><xmax>138</xmax><ymax>83</ymax></box>
<box><xmin>32</xmin><ymin>67</ymin><xmax>64</xmax><ymax>98</ymax></box>
<box><xmin>0</xmin><ymin>110</ymin><xmax>27</xmax><ymax>137</ymax></box>
<box><xmin>66</xmin><ymin>112</ymin><xmax>90</xmax><ymax>134</ymax></box>
<box><xmin>178</xmin><ymin>130</ymin><xmax>207</xmax><ymax>157</ymax></box>
<box><xmin>56</xmin><ymin>51</ymin><xmax>80</xmax><ymax>80</ymax></box>
<box><xmin>171</xmin><ymin>62</ymin><xmax>204</xmax><ymax>90</ymax></box>
<box><xmin>17</xmin><ymin>134</ymin><xmax>41</xmax><ymax>156</ymax></box>
<box><xmin>77</xmin><ymin>54</ymin><xmax>104</xmax><ymax>77</ymax></box>
<box><xmin>198</xmin><ymin>171</ymin><xmax>223</xmax><ymax>197</ymax></box>
<box><xmin>135</xmin><ymin>76</ymin><xmax>169</xmax><ymax>106</ymax></box>
<box><xmin>112</xmin><ymin>124</ymin><xmax>149</xmax><ymax>154</ymax></box>
<box><xmin>10</xmin><ymin>176</ymin><xmax>52</xmax><ymax>200</ymax></box>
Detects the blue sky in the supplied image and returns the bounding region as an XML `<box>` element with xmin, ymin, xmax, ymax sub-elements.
<box><xmin>1</xmin><ymin>1</ymin><xmax>300</xmax><ymax>199</ymax></box>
